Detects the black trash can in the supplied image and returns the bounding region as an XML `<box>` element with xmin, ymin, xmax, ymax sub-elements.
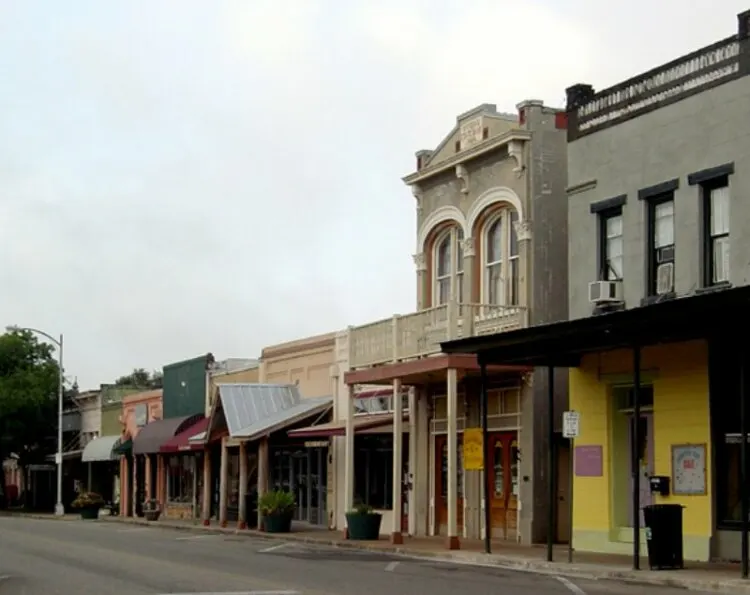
<box><xmin>643</xmin><ymin>504</ymin><xmax>684</xmax><ymax>570</ymax></box>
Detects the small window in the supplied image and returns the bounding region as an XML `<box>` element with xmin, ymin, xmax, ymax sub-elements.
<box><xmin>599</xmin><ymin>209</ymin><xmax>623</xmax><ymax>281</ymax></box>
<box><xmin>703</xmin><ymin>181</ymin><xmax>730</xmax><ymax>286</ymax></box>
<box><xmin>647</xmin><ymin>196</ymin><xmax>675</xmax><ymax>296</ymax></box>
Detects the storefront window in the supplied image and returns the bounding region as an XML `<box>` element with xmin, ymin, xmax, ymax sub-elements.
<box><xmin>354</xmin><ymin>435</ymin><xmax>408</xmax><ymax>510</ymax></box>
<box><xmin>167</xmin><ymin>455</ymin><xmax>195</xmax><ymax>503</ymax></box>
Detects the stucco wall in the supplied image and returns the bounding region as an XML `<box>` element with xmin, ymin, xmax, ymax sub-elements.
<box><xmin>569</xmin><ymin>341</ymin><xmax>711</xmax><ymax>561</ymax></box>
<box><xmin>121</xmin><ymin>390</ymin><xmax>163</xmax><ymax>440</ymax></box>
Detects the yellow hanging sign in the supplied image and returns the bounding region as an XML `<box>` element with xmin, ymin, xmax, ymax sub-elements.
<box><xmin>463</xmin><ymin>428</ymin><xmax>484</xmax><ymax>470</ymax></box>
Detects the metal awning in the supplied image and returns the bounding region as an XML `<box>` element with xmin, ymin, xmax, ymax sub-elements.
<box><xmin>81</xmin><ymin>435</ymin><xmax>122</xmax><ymax>462</ymax></box>
<box><xmin>288</xmin><ymin>412</ymin><xmax>409</xmax><ymax>438</ymax></box>
<box><xmin>132</xmin><ymin>415</ymin><xmax>202</xmax><ymax>455</ymax></box>
<box><xmin>216</xmin><ymin>383</ymin><xmax>332</xmax><ymax>441</ymax></box>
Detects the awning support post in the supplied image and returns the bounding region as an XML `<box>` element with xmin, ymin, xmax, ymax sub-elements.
<box><xmin>479</xmin><ymin>357</ymin><xmax>491</xmax><ymax>554</ymax></box>
<box><xmin>547</xmin><ymin>365</ymin><xmax>555</xmax><ymax>563</ymax></box>
<box><xmin>632</xmin><ymin>345</ymin><xmax>642</xmax><ymax>571</ymax></box>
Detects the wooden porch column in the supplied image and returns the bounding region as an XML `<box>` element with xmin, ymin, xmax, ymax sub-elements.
<box><xmin>238</xmin><ymin>441</ymin><xmax>248</xmax><ymax>529</ymax></box>
<box><xmin>343</xmin><ymin>384</ymin><xmax>355</xmax><ymax>538</ymax></box>
<box><xmin>201</xmin><ymin>449</ymin><xmax>211</xmax><ymax>525</ymax></box>
<box><xmin>391</xmin><ymin>378</ymin><xmax>404</xmax><ymax>544</ymax></box>
<box><xmin>407</xmin><ymin>387</ymin><xmax>417</xmax><ymax>536</ymax></box>
<box><xmin>219</xmin><ymin>437</ymin><xmax>229</xmax><ymax>527</ymax></box>
<box><xmin>257</xmin><ymin>437</ymin><xmax>269</xmax><ymax>530</ymax></box>
<box><xmin>446</xmin><ymin>368</ymin><xmax>460</xmax><ymax>550</ymax></box>
<box><xmin>120</xmin><ymin>457</ymin><xmax>130</xmax><ymax>517</ymax></box>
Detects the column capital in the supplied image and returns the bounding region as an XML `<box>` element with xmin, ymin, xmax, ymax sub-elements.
<box><xmin>413</xmin><ymin>252</ymin><xmax>427</xmax><ymax>272</ymax></box>
<box><xmin>514</xmin><ymin>219</ymin><xmax>533</xmax><ymax>242</ymax></box>
<box><xmin>461</xmin><ymin>237</ymin><xmax>475</xmax><ymax>258</ymax></box>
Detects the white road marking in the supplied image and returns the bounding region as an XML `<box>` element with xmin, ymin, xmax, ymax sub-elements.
<box><xmin>384</xmin><ymin>561</ymin><xmax>400</xmax><ymax>572</ymax></box>
<box><xmin>116</xmin><ymin>527</ymin><xmax>149</xmax><ymax>533</ymax></box>
<box><xmin>163</xmin><ymin>592</ymin><xmax>300</xmax><ymax>595</ymax></box>
<box><xmin>556</xmin><ymin>576</ymin><xmax>587</xmax><ymax>595</ymax></box>
<box><xmin>175</xmin><ymin>534</ymin><xmax>218</xmax><ymax>541</ymax></box>
<box><xmin>0</xmin><ymin>575</ymin><xmax>10</xmax><ymax>581</ymax></box>
<box><xmin>258</xmin><ymin>542</ymin><xmax>289</xmax><ymax>553</ymax></box>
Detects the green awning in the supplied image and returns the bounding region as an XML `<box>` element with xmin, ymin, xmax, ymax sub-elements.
<box><xmin>112</xmin><ymin>438</ymin><xmax>132</xmax><ymax>455</ymax></box>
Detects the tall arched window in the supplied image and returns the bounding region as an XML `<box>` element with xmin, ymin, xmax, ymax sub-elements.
<box><xmin>433</xmin><ymin>226</ymin><xmax>464</xmax><ymax>306</ymax></box>
<box><xmin>483</xmin><ymin>209</ymin><xmax>519</xmax><ymax>305</ymax></box>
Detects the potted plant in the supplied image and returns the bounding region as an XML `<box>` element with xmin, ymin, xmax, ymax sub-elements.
<box><xmin>71</xmin><ymin>492</ymin><xmax>105</xmax><ymax>520</ymax></box>
<box><xmin>143</xmin><ymin>498</ymin><xmax>161</xmax><ymax>521</ymax></box>
<box><xmin>345</xmin><ymin>501</ymin><xmax>382</xmax><ymax>540</ymax></box>
<box><xmin>259</xmin><ymin>489</ymin><xmax>295</xmax><ymax>533</ymax></box>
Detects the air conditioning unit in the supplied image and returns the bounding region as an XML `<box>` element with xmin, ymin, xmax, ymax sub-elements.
<box><xmin>656</xmin><ymin>262</ymin><xmax>674</xmax><ymax>295</ymax></box>
<box><xmin>588</xmin><ymin>280</ymin><xmax>623</xmax><ymax>304</ymax></box>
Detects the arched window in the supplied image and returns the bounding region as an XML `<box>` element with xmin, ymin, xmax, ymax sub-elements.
<box><xmin>433</xmin><ymin>226</ymin><xmax>464</xmax><ymax>306</ymax></box>
<box><xmin>482</xmin><ymin>209</ymin><xmax>519</xmax><ymax>305</ymax></box>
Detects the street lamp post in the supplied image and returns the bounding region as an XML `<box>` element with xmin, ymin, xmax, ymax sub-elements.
<box><xmin>6</xmin><ymin>325</ymin><xmax>65</xmax><ymax>516</ymax></box>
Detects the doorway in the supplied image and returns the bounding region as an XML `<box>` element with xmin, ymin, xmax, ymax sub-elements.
<box><xmin>556</xmin><ymin>440</ymin><xmax>571</xmax><ymax>543</ymax></box>
<box><xmin>274</xmin><ymin>445</ymin><xmax>328</xmax><ymax>526</ymax></box>
<box><xmin>628</xmin><ymin>414</ymin><xmax>653</xmax><ymax>527</ymax></box>
<box><xmin>487</xmin><ymin>432</ymin><xmax>519</xmax><ymax>539</ymax></box>
<box><xmin>435</xmin><ymin>434</ymin><xmax>464</xmax><ymax>532</ymax></box>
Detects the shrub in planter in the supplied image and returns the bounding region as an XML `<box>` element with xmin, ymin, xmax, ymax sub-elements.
<box><xmin>345</xmin><ymin>501</ymin><xmax>382</xmax><ymax>540</ymax></box>
<box><xmin>71</xmin><ymin>492</ymin><xmax>105</xmax><ymax>520</ymax></box>
<box><xmin>259</xmin><ymin>489</ymin><xmax>295</xmax><ymax>533</ymax></box>
<box><xmin>142</xmin><ymin>498</ymin><xmax>161</xmax><ymax>521</ymax></box>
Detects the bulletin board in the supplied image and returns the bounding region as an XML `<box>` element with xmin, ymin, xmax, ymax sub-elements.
<box><xmin>671</xmin><ymin>443</ymin><xmax>707</xmax><ymax>495</ymax></box>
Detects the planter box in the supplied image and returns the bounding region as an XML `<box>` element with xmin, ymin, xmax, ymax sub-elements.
<box><xmin>144</xmin><ymin>510</ymin><xmax>161</xmax><ymax>522</ymax></box>
<box><xmin>79</xmin><ymin>506</ymin><xmax>101</xmax><ymax>520</ymax></box>
<box><xmin>346</xmin><ymin>512</ymin><xmax>382</xmax><ymax>540</ymax></box>
<box><xmin>263</xmin><ymin>512</ymin><xmax>293</xmax><ymax>533</ymax></box>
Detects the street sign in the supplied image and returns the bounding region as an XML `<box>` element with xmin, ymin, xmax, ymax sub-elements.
<box><xmin>54</xmin><ymin>452</ymin><xmax>62</xmax><ymax>465</ymax></box>
<box><xmin>562</xmin><ymin>411</ymin><xmax>580</xmax><ymax>439</ymax></box>
<box><xmin>463</xmin><ymin>428</ymin><xmax>484</xmax><ymax>470</ymax></box>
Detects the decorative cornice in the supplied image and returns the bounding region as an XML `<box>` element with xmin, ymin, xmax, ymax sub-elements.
<box><xmin>513</xmin><ymin>219</ymin><xmax>532</xmax><ymax>242</ymax></box>
<box><xmin>455</xmin><ymin>164</ymin><xmax>469</xmax><ymax>194</ymax></box>
<box><xmin>412</xmin><ymin>252</ymin><xmax>427</xmax><ymax>272</ymax></box>
<box><xmin>402</xmin><ymin>130</ymin><xmax>531</xmax><ymax>186</ymax></box>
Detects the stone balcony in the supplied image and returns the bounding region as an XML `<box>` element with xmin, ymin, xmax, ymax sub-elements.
<box><xmin>348</xmin><ymin>302</ymin><xmax>527</xmax><ymax>369</ymax></box>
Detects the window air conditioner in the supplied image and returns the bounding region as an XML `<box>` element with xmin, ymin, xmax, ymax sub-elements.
<box><xmin>656</xmin><ymin>262</ymin><xmax>675</xmax><ymax>295</ymax></box>
<box><xmin>588</xmin><ymin>280</ymin><xmax>623</xmax><ymax>304</ymax></box>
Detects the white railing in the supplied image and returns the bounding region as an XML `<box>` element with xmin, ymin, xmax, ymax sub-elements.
<box><xmin>349</xmin><ymin>301</ymin><xmax>527</xmax><ymax>369</ymax></box>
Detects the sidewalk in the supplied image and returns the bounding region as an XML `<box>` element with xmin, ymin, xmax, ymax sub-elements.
<box><xmin>98</xmin><ymin>515</ymin><xmax>748</xmax><ymax>594</ymax></box>
<box><xmin>6</xmin><ymin>510</ymin><xmax>749</xmax><ymax>593</ymax></box>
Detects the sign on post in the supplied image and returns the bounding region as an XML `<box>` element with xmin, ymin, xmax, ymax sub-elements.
<box><xmin>563</xmin><ymin>411</ymin><xmax>580</xmax><ymax>439</ymax></box>
<box><xmin>463</xmin><ymin>428</ymin><xmax>484</xmax><ymax>470</ymax></box>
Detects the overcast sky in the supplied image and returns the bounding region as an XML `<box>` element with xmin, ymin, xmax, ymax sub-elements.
<box><xmin>0</xmin><ymin>1</ymin><xmax>745</xmax><ymax>388</ymax></box>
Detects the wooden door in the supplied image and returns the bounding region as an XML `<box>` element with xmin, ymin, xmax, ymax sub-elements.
<box><xmin>487</xmin><ymin>433</ymin><xmax>519</xmax><ymax>538</ymax></box>
<box><xmin>435</xmin><ymin>435</ymin><xmax>463</xmax><ymax>532</ymax></box>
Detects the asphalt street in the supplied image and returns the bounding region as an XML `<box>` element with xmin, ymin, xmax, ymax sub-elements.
<box><xmin>0</xmin><ymin>516</ymin><xmax>719</xmax><ymax>595</ymax></box>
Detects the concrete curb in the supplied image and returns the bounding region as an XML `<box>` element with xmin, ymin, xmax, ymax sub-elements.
<box><xmin>7</xmin><ymin>513</ymin><xmax>747</xmax><ymax>593</ymax></box>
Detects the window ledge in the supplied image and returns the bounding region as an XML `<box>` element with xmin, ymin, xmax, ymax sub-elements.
<box><xmin>695</xmin><ymin>282</ymin><xmax>733</xmax><ymax>295</ymax></box>
<box><xmin>640</xmin><ymin>292</ymin><xmax>676</xmax><ymax>307</ymax></box>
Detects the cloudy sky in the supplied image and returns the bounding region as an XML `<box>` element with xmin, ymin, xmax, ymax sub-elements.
<box><xmin>0</xmin><ymin>1</ymin><xmax>745</xmax><ymax>388</ymax></box>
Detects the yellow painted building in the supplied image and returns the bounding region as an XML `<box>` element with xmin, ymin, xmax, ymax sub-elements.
<box><xmin>570</xmin><ymin>340</ymin><xmax>712</xmax><ymax>561</ymax></box>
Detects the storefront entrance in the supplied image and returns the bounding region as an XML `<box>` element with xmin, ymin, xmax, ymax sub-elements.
<box><xmin>487</xmin><ymin>432</ymin><xmax>519</xmax><ymax>539</ymax></box>
<box><xmin>271</xmin><ymin>443</ymin><xmax>328</xmax><ymax>526</ymax></box>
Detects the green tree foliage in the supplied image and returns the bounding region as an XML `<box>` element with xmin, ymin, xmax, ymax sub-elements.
<box><xmin>115</xmin><ymin>367</ymin><xmax>162</xmax><ymax>388</ymax></box>
<box><xmin>0</xmin><ymin>330</ymin><xmax>61</xmax><ymax>506</ymax></box>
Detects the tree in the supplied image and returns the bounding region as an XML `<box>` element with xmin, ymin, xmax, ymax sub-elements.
<box><xmin>0</xmin><ymin>330</ymin><xmax>60</xmax><ymax>508</ymax></box>
<box><xmin>115</xmin><ymin>368</ymin><xmax>162</xmax><ymax>389</ymax></box>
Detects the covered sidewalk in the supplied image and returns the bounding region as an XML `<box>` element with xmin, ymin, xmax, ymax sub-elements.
<box><xmin>201</xmin><ymin>383</ymin><xmax>333</xmax><ymax>529</ymax></box>
<box><xmin>441</xmin><ymin>284</ymin><xmax>750</xmax><ymax>578</ymax></box>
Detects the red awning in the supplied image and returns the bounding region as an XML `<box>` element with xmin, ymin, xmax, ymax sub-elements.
<box><xmin>287</xmin><ymin>412</ymin><xmax>408</xmax><ymax>439</ymax></box>
<box><xmin>159</xmin><ymin>416</ymin><xmax>209</xmax><ymax>453</ymax></box>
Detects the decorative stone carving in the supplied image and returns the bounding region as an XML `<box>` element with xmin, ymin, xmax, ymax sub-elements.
<box><xmin>461</xmin><ymin>237</ymin><xmax>475</xmax><ymax>258</ymax></box>
<box><xmin>513</xmin><ymin>219</ymin><xmax>532</xmax><ymax>242</ymax></box>
<box><xmin>459</xmin><ymin>116</ymin><xmax>484</xmax><ymax>150</ymax></box>
<box><xmin>455</xmin><ymin>165</ymin><xmax>469</xmax><ymax>194</ymax></box>
<box><xmin>412</xmin><ymin>252</ymin><xmax>427</xmax><ymax>272</ymax></box>
<box><xmin>508</xmin><ymin>139</ymin><xmax>525</xmax><ymax>177</ymax></box>
<box><xmin>412</xmin><ymin>184</ymin><xmax>424</xmax><ymax>217</ymax></box>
